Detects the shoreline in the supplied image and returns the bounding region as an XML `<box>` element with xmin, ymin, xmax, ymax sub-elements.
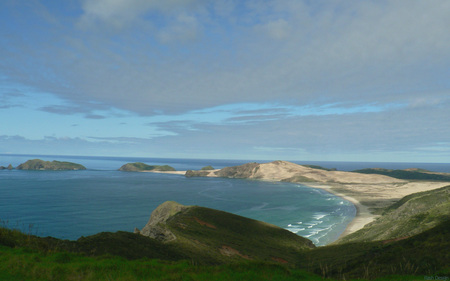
<box><xmin>149</xmin><ymin>170</ymin><xmax>377</xmax><ymax>238</ymax></box>
<box><xmin>304</xmin><ymin>183</ymin><xmax>376</xmax><ymax>240</ymax></box>
<box><xmin>303</xmin><ymin>181</ymin><xmax>450</xmax><ymax>240</ymax></box>
<box><xmin>141</xmin><ymin>169</ymin><xmax>449</xmax><ymax>241</ymax></box>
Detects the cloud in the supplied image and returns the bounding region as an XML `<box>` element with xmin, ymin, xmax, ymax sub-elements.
<box><xmin>78</xmin><ymin>0</ymin><xmax>204</xmax><ymax>30</ymax></box>
<box><xmin>257</xmin><ymin>19</ymin><xmax>291</xmax><ymax>39</ymax></box>
<box><xmin>157</xmin><ymin>13</ymin><xmax>202</xmax><ymax>43</ymax></box>
<box><xmin>1</xmin><ymin>1</ymin><xmax>448</xmax><ymax>117</ymax></box>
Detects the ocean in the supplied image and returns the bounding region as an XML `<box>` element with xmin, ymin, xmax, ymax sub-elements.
<box><xmin>1</xmin><ymin>154</ymin><xmax>449</xmax><ymax>246</ymax></box>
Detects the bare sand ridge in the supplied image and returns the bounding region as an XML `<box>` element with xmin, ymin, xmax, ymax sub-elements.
<box><xmin>144</xmin><ymin>161</ymin><xmax>449</xmax><ymax>238</ymax></box>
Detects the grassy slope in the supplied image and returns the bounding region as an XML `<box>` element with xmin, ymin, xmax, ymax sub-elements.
<box><xmin>1</xmin><ymin>222</ymin><xmax>448</xmax><ymax>280</ymax></box>
<box><xmin>1</xmin><ymin>189</ymin><xmax>449</xmax><ymax>280</ymax></box>
<box><xmin>164</xmin><ymin>206</ymin><xmax>315</xmax><ymax>264</ymax></box>
<box><xmin>297</xmin><ymin>218</ymin><xmax>450</xmax><ymax>280</ymax></box>
<box><xmin>0</xmin><ymin>246</ymin><xmax>324</xmax><ymax>281</ymax></box>
<box><xmin>338</xmin><ymin>185</ymin><xmax>450</xmax><ymax>243</ymax></box>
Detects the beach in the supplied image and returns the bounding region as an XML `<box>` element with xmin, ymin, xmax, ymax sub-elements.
<box><xmin>311</xmin><ymin>181</ymin><xmax>450</xmax><ymax>237</ymax></box>
<box><xmin>153</xmin><ymin>161</ymin><xmax>450</xmax><ymax>238</ymax></box>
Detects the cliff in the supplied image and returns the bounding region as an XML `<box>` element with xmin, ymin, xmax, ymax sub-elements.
<box><xmin>119</xmin><ymin>162</ymin><xmax>176</xmax><ymax>172</ymax></box>
<box><xmin>16</xmin><ymin>159</ymin><xmax>86</xmax><ymax>171</ymax></box>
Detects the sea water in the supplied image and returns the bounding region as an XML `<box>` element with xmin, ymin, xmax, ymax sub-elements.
<box><xmin>1</xmin><ymin>154</ymin><xmax>448</xmax><ymax>246</ymax></box>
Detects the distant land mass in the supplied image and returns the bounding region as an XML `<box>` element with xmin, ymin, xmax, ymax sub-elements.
<box><xmin>352</xmin><ymin>167</ymin><xmax>450</xmax><ymax>181</ymax></box>
<box><xmin>16</xmin><ymin>159</ymin><xmax>86</xmax><ymax>171</ymax></box>
<box><xmin>119</xmin><ymin>162</ymin><xmax>176</xmax><ymax>172</ymax></box>
<box><xmin>185</xmin><ymin>160</ymin><xmax>406</xmax><ymax>184</ymax></box>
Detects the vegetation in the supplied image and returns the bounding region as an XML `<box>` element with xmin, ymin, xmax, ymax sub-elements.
<box><xmin>337</xmin><ymin>185</ymin><xmax>450</xmax><ymax>243</ymax></box>
<box><xmin>1</xmin><ymin>188</ymin><xmax>449</xmax><ymax>280</ymax></box>
<box><xmin>201</xmin><ymin>165</ymin><xmax>215</xmax><ymax>170</ymax></box>
<box><xmin>1</xmin><ymin>219</ymin><xmax>448</xmax><ymax>280</ymax></box>
<box><xmin>297</xmin><ymin>220</ymin><xmax>450</xmax><ymax>279</ymax></box>
<box><xmin>302</xmin><ymin>165</ymin><xmax>337</xmax><ymax>171</ymax></box>
<box><xmin>118</xmin><ymin>162</ymin><xmax>176</xmax><ymax>172</ymax></box>
<box><xmin>161</xmin><ymin>204</ymin><xmax>315</xmax><ymax>264</ymax></box>
<box><xmin>16</xmin><ymin>159</ymin><xmax>86</xmax><ymax>170</ymax></box>
<box><xmin>352</xmin><ymin>168</ymin><xmax>450</xmax><ymax>181</ymax></box>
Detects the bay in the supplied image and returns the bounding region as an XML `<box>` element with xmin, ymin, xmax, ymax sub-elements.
<box><xmin>2</xmin><ymin>154</ymin><xmax>447</xmax><ymax>246</ymax></box>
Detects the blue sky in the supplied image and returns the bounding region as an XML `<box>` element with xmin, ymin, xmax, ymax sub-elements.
<box><xmin>0</xmin><ymin>0</ymin><xmax>449</xmax><ymax>162</ymax></box>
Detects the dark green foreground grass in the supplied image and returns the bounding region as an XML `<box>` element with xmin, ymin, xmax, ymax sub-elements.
<box><xmin>1</xmin><ymin>200</ymin><xmax>449</xmax><ymax>280</ymax></box>
<box><xmin>0</xmin><ymin>245</ymin><xmax>322</xmax><ymax>281</ymax></box>
<box><xmin>1</xmin><ymin>245</ymin><xmax>438</xmax><ymax>281</ymax></box>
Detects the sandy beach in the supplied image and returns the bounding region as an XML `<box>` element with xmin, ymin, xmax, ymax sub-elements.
<box><xmin>311</xmin><ymin>181</ymin><xmax>450</xmax><ymax>237</ymax></box>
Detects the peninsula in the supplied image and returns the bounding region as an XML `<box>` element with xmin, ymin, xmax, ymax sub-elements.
<box><xmin>183</xmin><ymin>160</ymin><xmax>450</xmax><ymax>237</ymax></box>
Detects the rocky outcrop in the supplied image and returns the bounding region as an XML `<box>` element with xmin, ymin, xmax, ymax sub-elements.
<box><xmin>16</xmin><ymin>159</ymin><xmax>86</xmax><ymax>170</ymax></box>
<box><xmin>119</xmin><ymin>162</ymin><xmax>176</xmax><ymax>172</ymax></box>
<box><xmin>136</xmin><ymin>201</ymin><xmax>188</xmax><ymax>242</ymax></box>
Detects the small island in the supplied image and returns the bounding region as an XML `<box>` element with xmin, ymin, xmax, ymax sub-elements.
<box><xmin>16</xmin><ymin>159</ymin><xmax>86</xmax><ymax>171</ymax></box>
<box><xmin>119</xmin><ymin>162</ymin><xmax>176</xmax><ymax>172</ymax></box>
<box><xmin>0</xmin><ymin>164</ymin><xmax>13</xmax><ymax>170</ymax></box>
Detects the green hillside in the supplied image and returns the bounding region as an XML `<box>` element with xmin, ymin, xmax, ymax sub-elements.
<box><xmin>337</xmin><ymin>185</ymin><xmax>450</xmax><ymax>243</ymax></box>
<box><xmin>1</xmin><ymin>192</ymin><xmax>449</xmax><ymax>280</ymax></box>
<box><xmin>159</xmin><ymin>204</ymin><xmax>315</xmax><ymax>264</ymax></box>
<box><xmin>298</xmin><ymin>219</ymin><xmax>450</xmax><ymax>279</ymax></box>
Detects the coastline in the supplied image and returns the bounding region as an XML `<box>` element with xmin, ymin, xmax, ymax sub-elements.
<box><xmin>304</xmin><ymin>183</ymin><xmax>376</xmax><ymax>239</ymax></box>
<box><xmin>303</xmin><ymin>181</ymin><xmax>450</xmax><ymax>240</ymax></box>
<box><xmin>140</xmin><ymin>168</ymin><xmax>449</xmax><ymax>241</ymax></box>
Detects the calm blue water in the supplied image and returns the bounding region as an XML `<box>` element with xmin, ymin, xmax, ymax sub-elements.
<box><xmin>1</xmin><ymin>154</ymin><xmax>448</xmax><ymax>246</ymax></box>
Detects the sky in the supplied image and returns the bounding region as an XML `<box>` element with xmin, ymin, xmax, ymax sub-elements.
<box><xmin>0</xmin><ymin>0</ymin><xmax>449</xmax><ymax>162</ymax></box>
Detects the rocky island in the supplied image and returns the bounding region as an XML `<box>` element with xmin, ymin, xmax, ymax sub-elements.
<box><xmin>16</xmin><ymin>159</ymin><xmax>86</xmax><ymax>170</ymax></box>
<box><xmin>119</xmin><ymin>162</ymin><xmax>176</xmax><ymax>172</ymax></box>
